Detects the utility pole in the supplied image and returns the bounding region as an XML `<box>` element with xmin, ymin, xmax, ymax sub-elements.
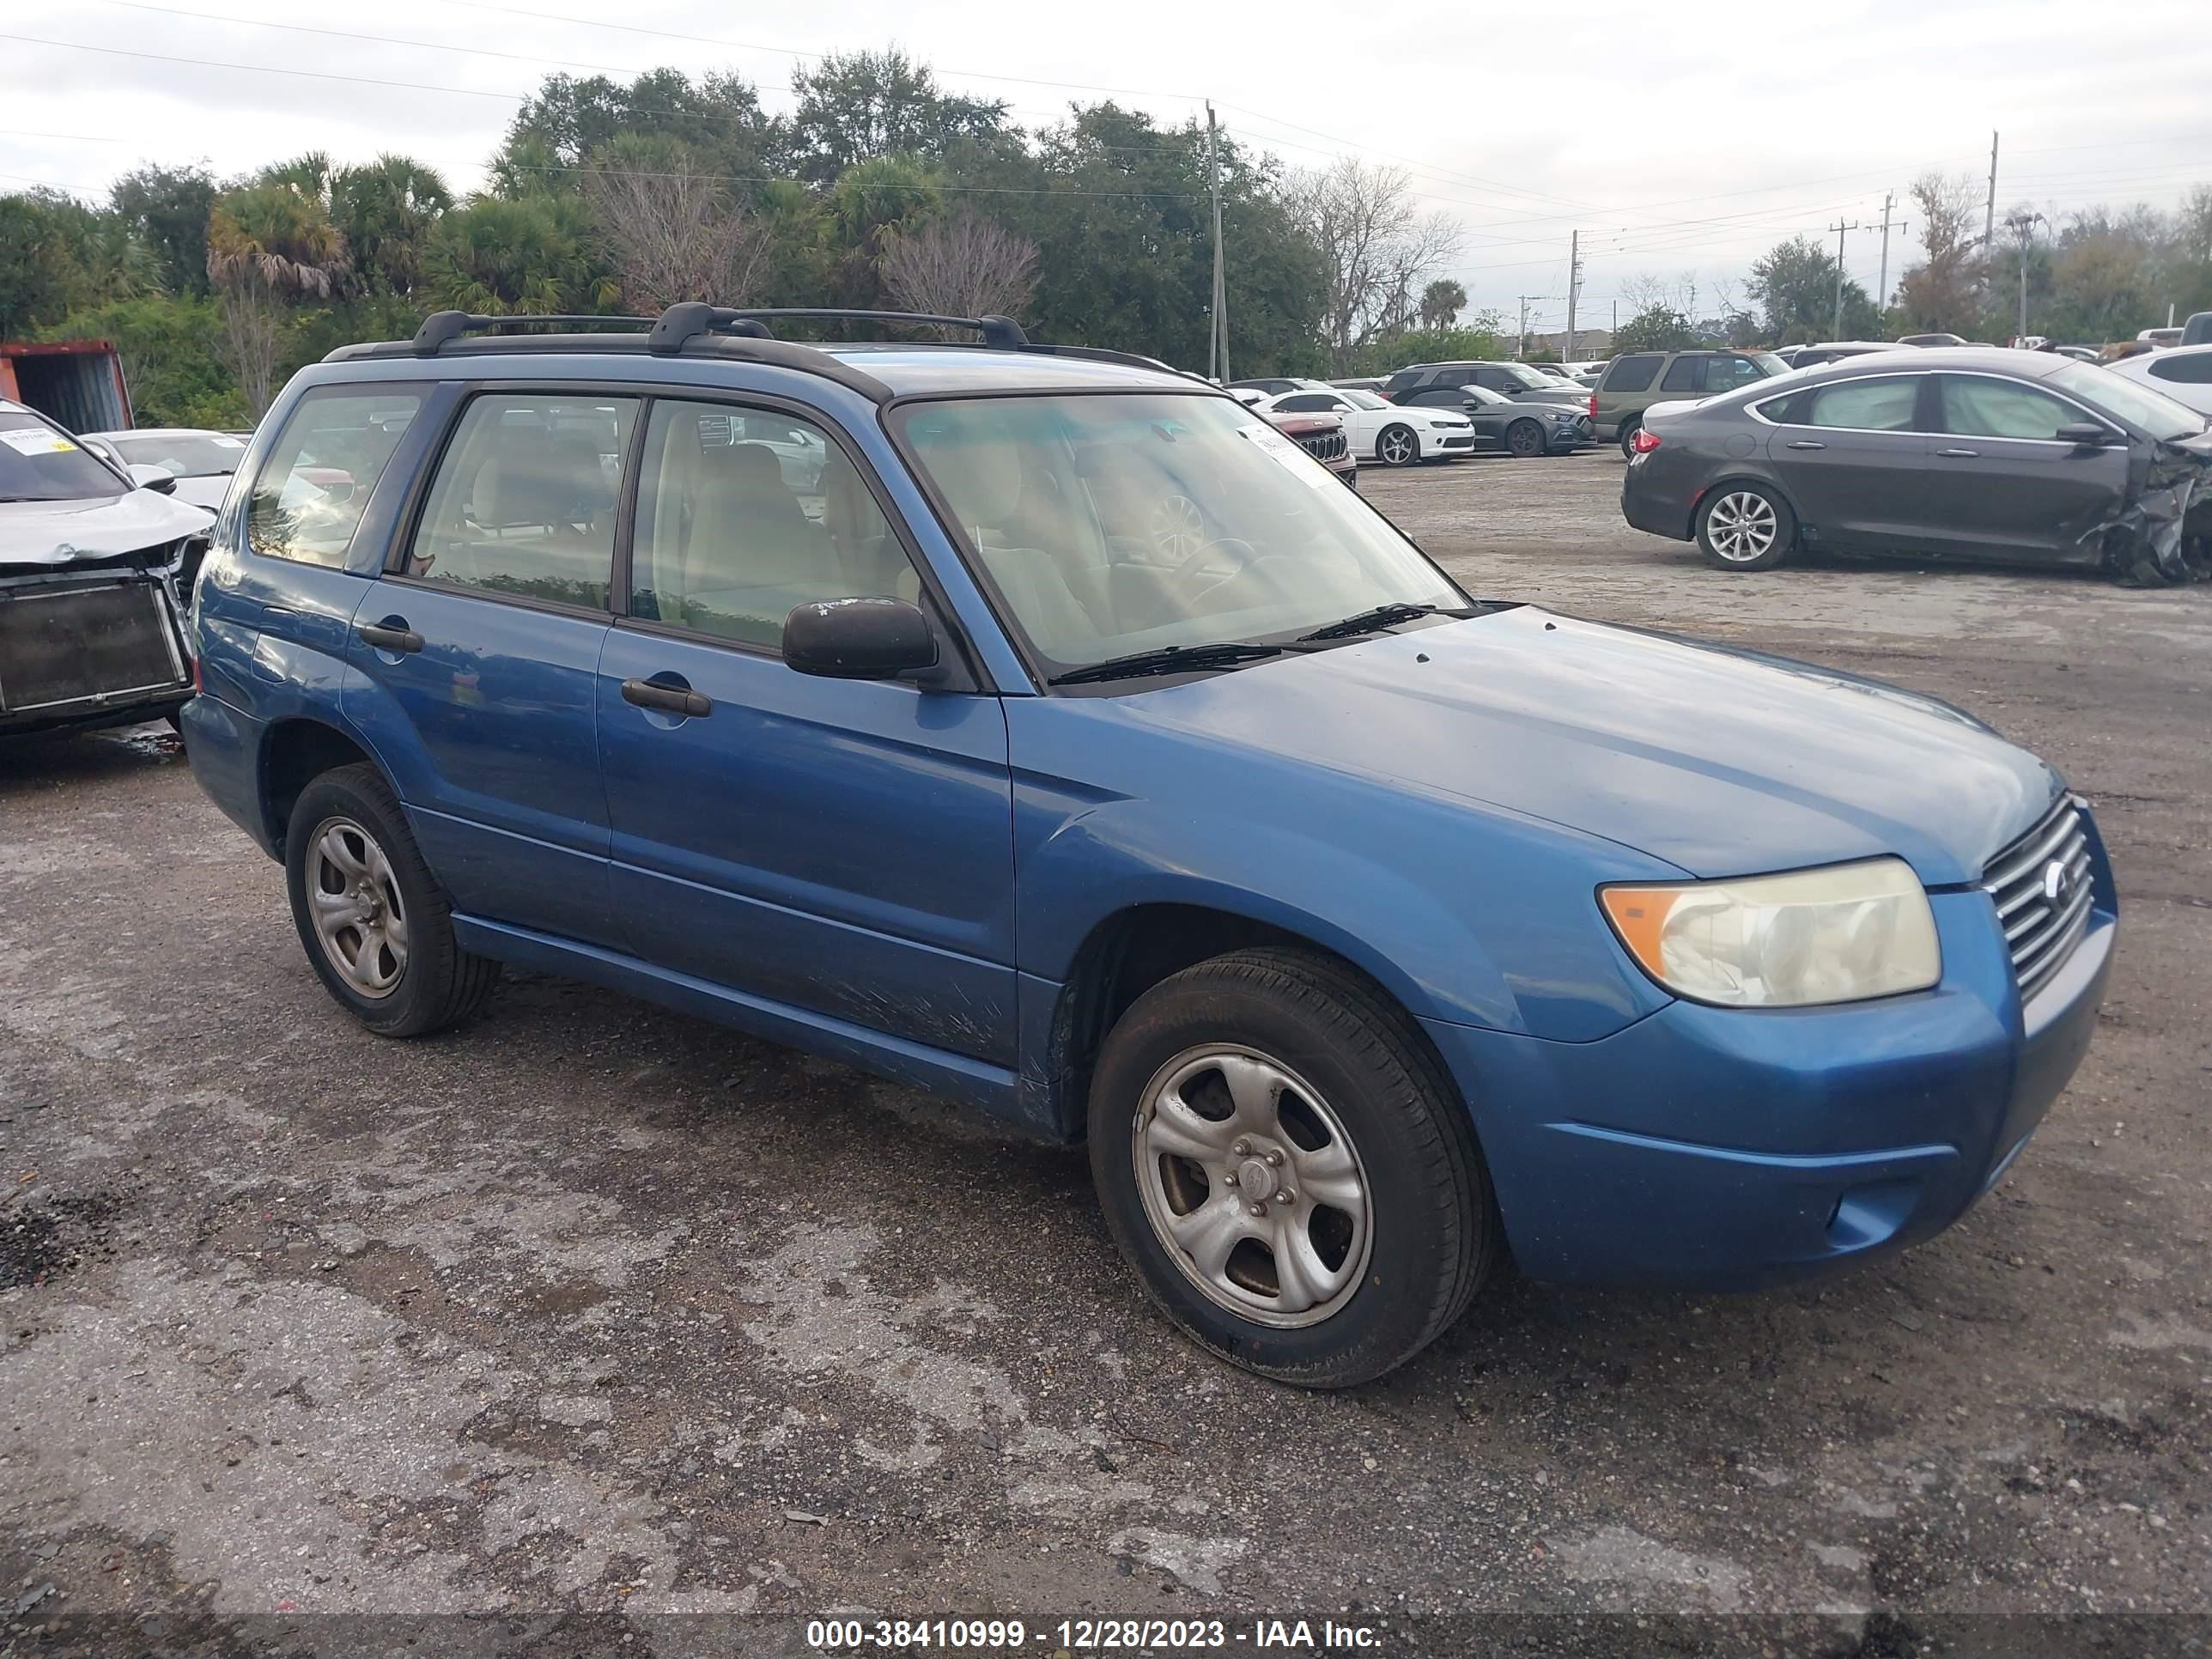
<box><xmin>1564</xmin><ymin>230</ymin><xmax>1580</xmax><ymax>362</ymax></box>
<box><xmin>1517</xmin><ymin>295</ymin><xmax>1529</xmax><ymax>358</ymax></box>
<box><xmin>1984</xmin><ymin>131</ymin><xmax>1999</xmax><ymax>257</ymax></box>
<box><xmin>1877</xmin><ymin>192</ymin><xmax>1894</xmax><ymax>312</ymax></box>
<box><xmin>1829</xmin><ymin>219</ymin><xmax>1860</xmax><ymax>340</ymax></box>
<box><xmin>2006</xmin><ymin>210</ymin><xmax>2044</xmax><ymax>343</ymax></box>
<box><xmin>1205</xmin><ymin>101</ymin><xmax>1226</xmax><ymax>382</ymax></box>
<box><xmin>1611</xmin><ymin>298</ymin><xmax>1618</xmax><ymax>334</ymax></box>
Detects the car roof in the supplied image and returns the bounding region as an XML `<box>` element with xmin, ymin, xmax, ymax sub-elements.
<box><xmin>1790</xmin><ymin>346</ymin><xmax>2069</xmax><ymax>380</ymax></box>
<box><xmin>813</xmin><ymin>345</ymin><xmax>1204</xmax><ymax>398</ymax></box>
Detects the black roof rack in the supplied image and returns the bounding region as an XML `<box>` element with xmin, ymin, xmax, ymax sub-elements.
<box><xmin>409</xmin><ymin>311</ymin><xmax>653</xmax><ymax>355</ymax></box>
<box><xmin>647</xmin><ymin>306</ymin><xmax>1029</xmax><ymax>353</ymax></box>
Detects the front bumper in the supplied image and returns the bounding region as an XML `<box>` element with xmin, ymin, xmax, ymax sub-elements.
<box><xmin>1421</xmin><ymin>835</ymin><xmax>2117</xmax><ymax>1289</ymax></box>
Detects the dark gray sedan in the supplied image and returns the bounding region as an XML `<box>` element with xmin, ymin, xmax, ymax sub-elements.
<box><xmin>1620</xmin><ymin>349</ymin><xmax>2212</xmax><ymax>580</ymax></box>
<box><xmin>1398</xmin><ymin>384</ymin><xmax>1589</xmax><ymax>456</ymax></box>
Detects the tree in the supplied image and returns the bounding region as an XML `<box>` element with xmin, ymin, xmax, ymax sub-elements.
<box><xmin>878</xmin><ymin>210</ymin><xmax>1037</xmax><ymax>325</ymax></box>
<box><xmin>788</xmin><ymin>50</ymin><xmax>1013</xmax><ymax>185</ymax></box>
<box><xmin>1748</xmin><ymin>234</ymin><xmax>1876</xmax><ymax>343</ymax></box>
<box><xmin>1612</xmin><ymin>304</ymin><xmax>1699</xmax><ymax>353</ymax></box>
<box><xmin>1894</xmin><ymin>171</ymin><xmax>1985</xmax><ymax>335</ymax></box>
<box><xmin>578</xmin><ymin>137</ymin><xmax>769</xmax><ymax>312</ymax></box>
<box><xmin>108</xmin><ymin>166</ymin><xmax>216</xmax><ymax>298</ymax></box>
<box><xmin>1418</xmin><ymin>278</ymin><xmax>1466</xmax><ymax>331</ymax></box>
<box><xmin>1295</xmin><ymin>158</ymin><xmax>1462</xmax><ymax>372</ymax></box>
<box><xmin>205</xmin><ymin>176</ymin><xmax>349</xmax><ymax>414</ymax></box>
<box><xmin>330</xmin><ymin>155</ymin><xmax>452</xmax><ymax>297</ymax></box>
<box><xmin>492</xmin><ymin>70</ymin><xmax>782</xmax><ymax>198</ymax></box>
<box><xmin>421</xmin><ymin>194</ymin><xmax>615</xmax><ymax>315</ymax></box>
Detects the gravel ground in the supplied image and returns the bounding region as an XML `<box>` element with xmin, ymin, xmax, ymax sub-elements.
<box><xmin>3</xmin><ymin>449</ymin><xmax>2209</xmax><ymax>1656</ymax></box>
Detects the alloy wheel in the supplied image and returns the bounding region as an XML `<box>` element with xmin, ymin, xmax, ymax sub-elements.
<box><xmin>1150</xmin><ymin>494</ymin><xmax>1207</xmax><ymax>559</ymax></box>
<box><xmin>1705</xmin><ymin>491</ymin><xmax>1780</xmax><ymax>562</ymax></box>
<box><xmin>1378</xmin><ymin>428</ymin><xmax>1416</xmax><ymax>466</ymax></box>
<box><xmin>305</xmin><ymin>815</ymin><xmax>410</xmax><ymax>999</ymax></box>
<box><xmin>1132</xmin><ymin>1046</ymin><xmax>1373</xmax><ymax>1328</ymax></box>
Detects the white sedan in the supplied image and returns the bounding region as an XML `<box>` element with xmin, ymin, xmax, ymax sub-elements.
<box><xmin>2102</xmin><ymin>344</ymin><xmax>2212</xmax><ymax>416</ymax></box>
<box><xmin>1254</xmin><ymin>388</ymin><xmax>1476</xmax><ymax>467</ymax></box>
<box><xmin>78</xmin><ymin>427</ymin><xmax>252</xmax><ymax>510</ymax></box>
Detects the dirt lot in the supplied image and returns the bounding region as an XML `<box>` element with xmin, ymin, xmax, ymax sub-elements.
<box><xmin>3</xmin><ymin>449</ymin><xmax>2209</xmax><ymax>1656</ymax></box>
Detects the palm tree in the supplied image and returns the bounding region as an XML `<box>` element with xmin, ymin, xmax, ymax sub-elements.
<box><xmin>204</xmin><ymin>176</ymin><xmax>349</xmax><ymax>416</ymax></box>
<box><xmin>331</xmin><ymin>155</ymin><xmax>453</xmax><ymax>297</ymax></box>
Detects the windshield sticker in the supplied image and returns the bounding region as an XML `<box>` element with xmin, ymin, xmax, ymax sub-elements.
<box><xmin>1237</xmin><ymin>422</ymin><xmax>1332</xmax><ymax>489</ymax></box>
<box><xmin>0</xmin><ymin>427</ymin><xmax>78</xmax><ymax>456</ymax></box>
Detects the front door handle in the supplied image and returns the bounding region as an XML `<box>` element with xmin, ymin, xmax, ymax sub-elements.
<box><xmin>358</xmin><ymin>621</ymin><xmax>424</xmax><ymax>653</ymax></box>
<box><xmin>622</xmin><ymin>678</ymin><xmax>712</xmax><ymax>718</ymax></box>
<box><xmin>1936</xmin><ymin>447</ymin><xmax>1979</xmax><ymax>459</ymax></box>
<box><xmin>1784</xmin><ymin>440</ymin><xmax>1826</xmax><ymax>451</ymax></box>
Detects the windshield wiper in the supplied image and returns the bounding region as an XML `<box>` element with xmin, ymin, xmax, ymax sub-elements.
<box><xmin>1048</xmin><ymin>641</ymin><xmax>1285</xmax><ymax>687</ymax></box>
<box><xmin>1297</xmin><ymin>602</ymin><xmax>1469</xmax><ymax>642</ymax></box>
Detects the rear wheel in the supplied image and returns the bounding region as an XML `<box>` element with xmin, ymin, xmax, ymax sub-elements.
<box><xmin>1376</xmin><ymin>424</ymin><xmax>1419</xmax><ymax>467</ymax></box>
<box><xmin>1696</xmin><ymin>484</ymin><xmax>1796</xmax><ymax>571</ymax></box>
<box><xmin>1617</xmin><ymin>419</ymin><xmax>1641</xmax><ymax>459</ymax></box>
<box><xmin>284</xmin><ymin>763</ymin><xmax>500</xmax><ymax>1036</ymax></box>
<box><xmin>1087</xmin><ymin>947</ymin><xmax>1496</xmax><ymax>1388</ymax></box>
<box><xmin>1506</xmin><ymin>420</ymin><xmax>1545</xmax><ymax>459</ymax></box>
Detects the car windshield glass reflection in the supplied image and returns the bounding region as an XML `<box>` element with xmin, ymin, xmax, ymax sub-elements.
<box><xmin>896</xmin><ymin>394</ymin><xmax>1462</xmax><ymax>678</ymax></box>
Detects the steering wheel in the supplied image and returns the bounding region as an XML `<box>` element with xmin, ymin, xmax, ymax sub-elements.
<box><xmin>1170</xmin><ymin>536</ymin><xmax>1261</xmax><ymax>588</ymax></box>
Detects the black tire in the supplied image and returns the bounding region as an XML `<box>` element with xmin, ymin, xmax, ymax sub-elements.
<box><xmin>1505</xmin><ymin>419</ymin><xmax>1545</xmax><ymax>459</ymax></box>
<box><xmin>1086</xmin><ymin>947</ymin><xmax>1497</xmax><ymax>1389</ymax></box>
<box><xmin>1376</xmin><ymin>424</ymin><xmax>1420</xmax><ymax>468</ymax></box>
<box><xmin>284</xmin><ymin>762</ymin><xmax>500</xmax><ymax>1037</ymax></box>
<box><xmin>1616</xmin><ymin>419</ymin><xmax>1641</xmax><ymax>460</ymax></box>
<box><xmin>1694</xmin><ymin>483</ymin><xmax>1796</xmax><ymax>572</ymax></box>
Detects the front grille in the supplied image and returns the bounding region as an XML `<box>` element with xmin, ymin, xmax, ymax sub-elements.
<box><xmin>1293</xmin><ymin>428</ymin><xmax>1348</xmax><ymax>464</ymax></box>
<box><xmin>1979</xmin><ymin>797</ymin><xmax>2094</xmax><ymax>1002</ymax></box>
<box><xmin>0</xmin><ymin>580</ymin><xmax>187</xmax><ymax>715</ymax></box>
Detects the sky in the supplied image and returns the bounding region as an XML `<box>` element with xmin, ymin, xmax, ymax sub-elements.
<box><xmin>5</xmin><ymin>0</ymin><xmax>2210</xmax><ymax>337</ymax></box>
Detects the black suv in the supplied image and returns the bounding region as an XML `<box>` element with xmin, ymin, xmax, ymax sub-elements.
<box><xmin>1381</xmin><ymin>362</ymin><xmax>1588</xmax><ymax>410</ymax></box>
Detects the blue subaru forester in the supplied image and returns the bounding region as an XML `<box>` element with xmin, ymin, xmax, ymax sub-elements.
<box><xmin>185</xmin><ymin>306</ymin><xmax>2116</xmax><ymax>1386</ymax></box>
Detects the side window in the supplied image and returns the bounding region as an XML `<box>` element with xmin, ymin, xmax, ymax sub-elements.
<box><xmin>403</xmin><ymin>393</ymin><xmax>638</xmax><ymax>609</ymax></box>
<box><xmin>1801</xmin><ymin>377</ymin><xmax>1922</xmax><ymax>431</ymax></box>
<box><xmin>1275</xmin><ymin>394</ymin><xmax>1332</xmax><ymax>412</ymax></box>
<box><xmin>1472</xmin><ymin>368</ymin><xmax>1507</xmax><ymax>391</ymax></box>
<box><xmin>1406</xmin><ymin>388</ymin><xmax>1457</xmax><ymax>407</ymax></box>
<box><xmin>629</xmin><ymin>400</ymin><xmax>913</xmax><ymax>649</ymax></box>
<box><xmin>2149</xmin><ymin>354</ymin><xmax>2212</xmax><ymax>384</ymax></box>
<box><xmin>1436</xmin><ymin>368</ymin><xmax>1474</xmax><ymax>387</ymax></box>
<box><xmin>1939</xmin><ymin>377</ymin><xmax>2076</xmax><ymax>441</ymax></box>
<box><xmin>246</xmin><ymin>386</ymin><xmax>425</xmax><ymax>568</ymax></box>
<box><xmin>1605</xmin><ymin>356</ymin><xmax>1662</xmax><ymax>392</ymax></box>
<box><xmin>1707</xmin><ymin>356</ymin><xmax>1768</xmax><ymax>393</ymax></box>
<box><xmin>1659</xmin><ymin>356</ymin><xmax>1705</xmax><ymax>393</ymax></box>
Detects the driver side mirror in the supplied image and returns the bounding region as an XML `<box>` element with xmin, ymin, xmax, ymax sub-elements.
<box><xmin>125</xmin><ymin>463</ymin><xmax>178</xmax><ymax>494</ymax></box>
<box><xmin>2055</xmin><ymin>422</ymin><xmax>2116</xmax><ymax>451</ymax></box>
<box><xmin>784</xmin><ymin>597</ymin><xmax>941</xmax><ymax>682</ymax></box>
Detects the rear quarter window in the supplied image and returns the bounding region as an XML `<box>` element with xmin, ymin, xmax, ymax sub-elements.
<box><xmin>1603</xmin><ymin>356</ymin><xmax>1662</xmax><ymax>392</ymax></box>
<box><xmin>247</xmin><ymin>386</ymin><xmax>426</xmax><ymax>568</ymax></box>
<box><xmin>2150</xmin><ymin>354</ymin><xmax>2212</xmax><ymax>384</ymax></box>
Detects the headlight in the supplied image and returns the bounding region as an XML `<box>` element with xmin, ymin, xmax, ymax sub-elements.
<box><xmin>1599</xmin><ymin>857</ymin><xmax>1940</xmax><ymax>1007</ymax></box>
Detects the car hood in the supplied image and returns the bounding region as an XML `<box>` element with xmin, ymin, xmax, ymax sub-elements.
<box><xmin>168</xmin><ymin>476</ymin><xmax>234</xmax><ymax>511</ymax></box>
<box><xmin>0</xmin><ymin>489</ymin><xmax>214</xmax><ymax>568</ymax></box>
<box><xmin>1121</xmin><ymin>606</ymin><xmax>2058</xmax><ymax>884</ymax></box>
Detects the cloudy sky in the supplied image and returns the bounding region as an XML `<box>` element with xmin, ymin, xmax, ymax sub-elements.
<box><xmin>5</xmin><ymin>0</ymin><xmax>2209</xmax><ymax>333</ymax></box>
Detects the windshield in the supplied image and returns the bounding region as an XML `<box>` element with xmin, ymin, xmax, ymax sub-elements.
<box><xmin>1747</xmin><ymin>352</ymin><xmax>1790</xmax><ymax>377</ymax></box>
<box><xmin>109</xmin><ymin>432</ymin><xmax>247</xmax><ymax>477</ymax></box>
<box><xmin>1342</xmin><ymin>390</ymin><xmax>1389</xmax><ymax>410</ymax></box>
<box><xmin>1467</xmin><ymin>386</ymin><xmax>1512</xmax><ymax>406</ymax></box>
<box><xmin>896</xmin><ymin>394</ymin><xmax>1464</xmax><ymax>678</ymax></box>
<box><xmin>1497</xmin><ymin>364</ymin><xmax>1554</xmax><ymax>390</ymax></box>
<box><xmin>2052</xmin><ymin>362</ymin><xmax>2203</xmax><ymax>441</ymax></box>
<box><xmin>0</xmin><ymin>410</ymin><xmax>126</xmax><ymax>502</ymax></box>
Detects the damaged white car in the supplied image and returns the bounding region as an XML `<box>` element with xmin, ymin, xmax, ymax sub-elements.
<box><xmin>2</xmin><ymin>398</ymin><xmax>213</xmax><ymax>738</ymax></box>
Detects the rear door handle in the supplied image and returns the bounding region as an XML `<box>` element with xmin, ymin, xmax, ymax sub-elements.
<box><xmin>1936</xmin><ymin>447</ymin><xmax>1979</xmax><ymax>459</ymax></box>
<box><xmin>622</xmin><ymin>678</ymin><xmax>712</xmax><ymax>718</ymax></box>
<box><xmin>1784</xmin><ymin>440</ymin><xmax>1826</xmax><ymax>451</ymax></box>
<box><xmin>357</xmin><ymin>622</ymin><xmax>424</xmax><ymax>653</ymax></box>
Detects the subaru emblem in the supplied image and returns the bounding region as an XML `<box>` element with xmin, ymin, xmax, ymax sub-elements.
<box><xmin>2042</xmin><ymin>860</ymin><xmax>2069</xmax><ymax>904</ymax></box>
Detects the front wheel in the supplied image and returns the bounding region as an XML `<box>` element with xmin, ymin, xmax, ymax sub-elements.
<box><xmin>284</xmin><ymin>763</ymin><xmax>501</xmax><ymax>1036</ymax></box>
<box><xmin>1376</xmin><ymin>424</ymin><xmax>1419</xmax><ymax>467</ymax></box>
<box><xmin>1087</xmin><ymin>948</ymin><xmax>1496</xmax><ymax>1388</ymax></box>
<box><xmin>1696</xmin><ymin>484</ymin><xmax>1796</xmax><ymax>571</ymax></box>
<box><xmin>1505</xmin><ymin>420</ymin><xmax>1545</xmax><ymax>459</ymax></box>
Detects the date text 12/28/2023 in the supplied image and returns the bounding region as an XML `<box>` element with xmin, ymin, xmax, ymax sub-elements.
<box><xmin>805</xmin><ymin>1617</ymin><xmax>1383</xmax><ymax>1650</ymax></box>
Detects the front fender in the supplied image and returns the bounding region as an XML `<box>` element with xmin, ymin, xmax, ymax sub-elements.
<box><xmin>1010</xmin><ymin>757</ymin><xmax>1678</xmax><ymax>1045</ymax></box>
